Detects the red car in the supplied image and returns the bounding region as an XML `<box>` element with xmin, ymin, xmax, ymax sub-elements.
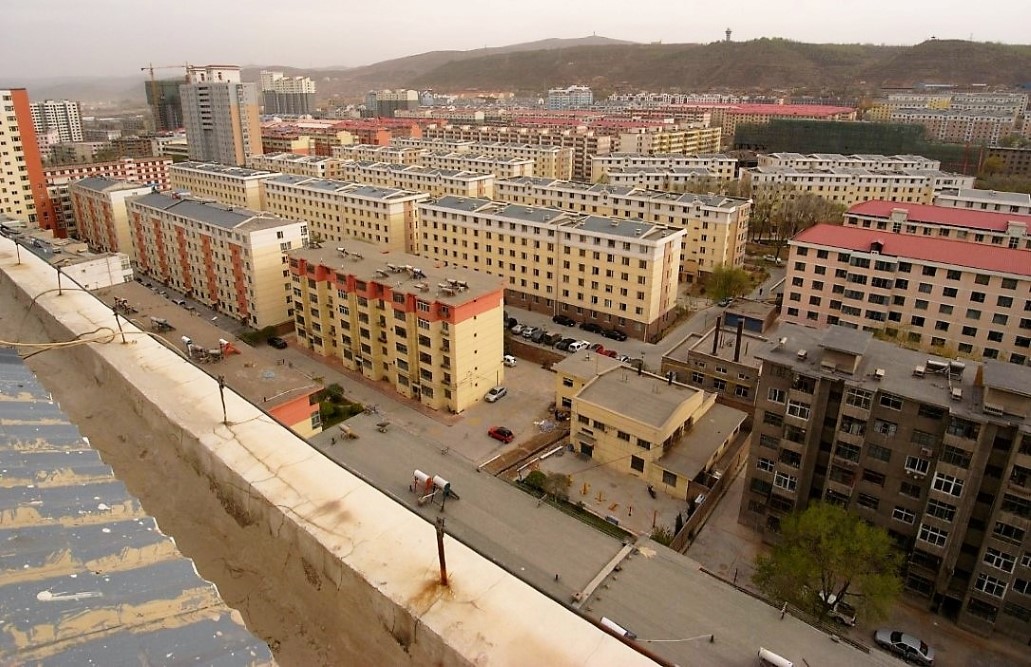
<box><xmin>488</xmin><ymin>426</ymin><xmax>514</xmax><ymax>443</ymax></box>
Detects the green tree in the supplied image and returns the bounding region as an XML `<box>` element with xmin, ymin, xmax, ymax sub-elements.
<box><xmin>705</xmin><ymin>264</ymin><xmax>751</xmax><ymax>301</ymax></box>
<box><xmin>524</xmin><ymin>470</ymin><xmax>547</xmax><ymax>493</ymax></box>
<box><xmin>753</xmin><ymin>502</ymin><xmax>902</xmax><ymax>624</ymax></box>
<box><xmin>542</xmin><ymin>472</ymin><xmax>572</xmax><ymax>501</ymax></box>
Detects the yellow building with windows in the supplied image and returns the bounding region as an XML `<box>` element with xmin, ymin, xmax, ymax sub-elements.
<box><xmin>169</xmin><ymin>162</ymin><xmax>279</xmax><ymax>211</ymax></box>
<box><xmin>264</xmin><ymin>174</ymin><xmax>429</xmax><ymax>253</ymax></box>
<box><xmin>287</xmin><ymin>246</ymin><xmax>506</xmax><ymax>412</ymax></box>
<box><xmin>393</xmin><ymin>138</ymin><xmax>574</xmax><ymax>180</ymax></box>
<box><xmin>493</xmin><ymin>179</ymin><xmax>750</xmax><ymax>282</ymax></box>
<box><xmin>553</xmin><ymin>352</ymin><xmax>747</xmax><ymax>498</ymax></box>
<box><xmin>332</xmin><ymin>144</ymin><xmax>424</xmax><ymax>165</ymax></box>
<box><xmin>247</xmin><ymin>153</ymin><xmax>344</xmax><ymax>180</ymax></box>
<box><xmin>126</xmin><ymin>193</ymin><xmax>308</xmax><ymax>328</ymax></box>
<box><xmin>591</xmin><ymin>153</ymin><xmax>737</xmax><ymax>184</ymax></box>
<box><xmin>336</xmin><ymin>161</ymin><xmax>495</xmax><ymax>199</ymax></box>
<box><xmin>69</xmin><ymin>177</ymin><xmax>155</xmax><ymax>259</ymax></box>
<box><xmin>617</xmin><ymin>125</ymin><xmax>722</xmax><ymax>155</ymax></box>
<box><xmin>419</xmin><ymin>197</ymin><xmax>684</xmax><ymax>340</ymax></box>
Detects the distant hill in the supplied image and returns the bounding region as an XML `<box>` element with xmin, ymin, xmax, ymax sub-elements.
<box><xmin>15</xmin><ymin>37</ymin><xmax>1031</xmax><ymax>106</ymax></box>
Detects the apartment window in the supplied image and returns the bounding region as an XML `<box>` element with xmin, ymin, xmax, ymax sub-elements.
<box><xmin>905</xmin><ymin>456</ymin><xmax>930</xmax><ymax>475</ymax></box>
<box><xmin>917</xmin><ymin>523</ymin><xmax>949</xmax><ymax>547</ymax></box>
<box><xmin>994</xmin><ymin>522</ymin><xmax>1026</xmax><ymax>545</ymax></box>
<box><xmin>630</xmin><ymin>456</ymin><xmax>644</xmax><ymax>472</ymax></box>
<box><xmin>867</xmin><ymin>443</ymin><xmax>891</xmax><ymax>462</ymax></box>
<box><xmin>759</xmin><ymin>434</ymin><xmax>779</xmax><ymax>449</ymax></box>
<box><xmin>773</xmin><ymin>472</ymin><xmax>797</xmax><ymax>492</ymax></box>
<box><xmin>756</xmin><ymin>457</ymin><xmax>775</xmax><ymax>473</ymax></box>
<box><xmin>940</xmin><ymin>446</ymin><xmax>971</xmax><ymax>469</ymax></box>
<box><xmin>932</xmin><ymin>473</ymin><xmax>964</xmax><ymax>497</ymax></box>
<box><xmin>862</xmin><ymin>469</ymin><xmax>886</xmax><ymax>486</ymax></box>
<box><xmin>926</xmin><ymin>499</ymin><xmax>957</xmax><ymax>522</ymax></box>
<box><xmin>983</xmin><ymin>547</ymin><xmax>1016</xmax><ymax>573</ymax></box>
<box><xmin>974</xmin><ymin>273</ymin><xmax>990</xmax><ymax>285</ymax></box>
<box><xmin>998</xmin><ymin>296</ymin><xmax>1014</xmax><ymax>308</ymax></box>
<box><xmin>779</xmin><ymin>449</ymin><xmax>801</xmax><ymax>468</ymax></box>
<box><xmin>975</xmin><ymin>573</ymin><xmax>1007</xmax><ymax>598</ymax></box>
<box><xmin>845</xmin><ymin>387</ymin><xmax>872</xmax><ymax>410</ymax></box>
<box><xmin>967</xmin><ymin>308</ymin><xmax>981</xmax><ymax>320</ymax></box>
<box><xmin>893</xmin><ymin>507</ymin><xmax>916</xmax><ymax>524</ymax></box>
<box><xmin>873</xmin><ymin>420</ymin><xmax>897</xmax><ymax>436</ymax></box>
<box><xmin>900</xmin><ymin>481</ymin><xmax>922</xmax><ymax>499</ymax></box>
<box><xmin>879</xmin><ymin>393</ymin><xmax>903</xmax><ymax>410</ymax></box>
<box><xmin>786</xmin><ymin>400</ymin><xmax>810</xmax><ymax>420</ymax></box>
<box><xmin>763</xmin><ymin>411</ymin><xmax>784</xmax><ymax>428</ymax></box>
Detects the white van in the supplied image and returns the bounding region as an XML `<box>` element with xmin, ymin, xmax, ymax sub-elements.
<box><xmin>567</xmin><ymin>340</ymin><xmax>590</xmax><ymax>352</ymax></box>
<box><xmin>758</xmin><ymin>647</ymin><xmax>793</xmax><ymax>667</ymax></box>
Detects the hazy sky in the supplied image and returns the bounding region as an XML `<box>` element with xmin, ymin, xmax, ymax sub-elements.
<box><xmin>2</xmin><ymin>0</ymin><xmax>1026</xmax><ymax>80</ymax></box>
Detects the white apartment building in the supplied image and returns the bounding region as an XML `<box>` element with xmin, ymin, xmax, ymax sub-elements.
<box><xmin>264</xmin><ymin>174</ymin><xmax>429</xmax><ymax>253</ymax></box>
<box><xmin>742</xmin><ymin>165</ymin><xmax>975</xmax><ymax>207</ymax></box>
<box><xmin>391</xmin><ymin>138</ymin><xmax>574</xmax><ymax>180</ymax></box>
<box><xmin>418</xmin><ymin>196</ymin><xmax>684</xmax><ymax>340</ymax></box>
<box><xmin>169</xmin><ymin>161</ymin><xmax>280</xmax><ymax>211</ymax></box>
<box><xmin>933</xmin><ymin>188</ymin><xmax>1031</xmax><ymax>216</ymax></box>
<box><xmin>69</xmin><ymin>177</ymin><xmax>154</xmax><ymax>258</ymax></box>
<box><xmin>758</xmin><ymin>153</ymin><xmax>941</xmax><ymax>171</ymax></box>
<box><xmin>332</xmin><ymin>144</ymin><xmax>425</xmax><ymax>165</ymax></box>
<box><xmin>591</xmin><ymin>153</ymin><xmax>737</xmax><ymax>183</ymax></box>
<box><xmin>547</xmin><ymin>86</ymin><xmax>593</xmax><ymax>110</ymax></box>
<box><xmin>29</xmin><ymin>99</ymin><xmax>83</xmax><ymax>146</ymax></box>
<box><xmin>126</xmin><ymin>192</ymin><xmax>308</xmax><ymax>327</ymax></box>
<box><xmin>336</xmin><ymin>161</ymin><xmax>494</xmax><ymax>199</ymax></box>
<box><xmin>247</xmin><ymin>153</ymin><xmax>343</xmax><ymax>180</ymax></box>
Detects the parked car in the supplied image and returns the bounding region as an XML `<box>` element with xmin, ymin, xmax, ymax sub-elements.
<box><xmin>580</xmin><ymin>322</ymin><xmax>604</xmax><ymax>333</ymax></box>
<box><xmin>502</xmin><ymin>354</ymin><xmax>517</xmax><ymax>367</ymax></box>
<box><xmin>267</xmin><ymin>336</ymin><xmax>288</xmax><ymax>349</ymax></box>
<box><xmin>542</xmin><ymin>332</ymin><xmax>563</xmax><ymax>346</ymax></box>
<box><xmin>603</xmin><ymin>328</ymin><xmax>628</xmax><ymax>341</ymax></box>
<box><xmin>552</xmin><ymin>314</ymin><xmax>577</xmax><ymax>326</ymax></box>
<box><xmin>530</xmin><ymin>328</ymin><xmax>548</xmax><ymax>343</ymax></box>
<box><xmin>567</xmin><ymin>340</ymin><xmax>590</xmax><ymax>352</ymax></box>
<box><xmin>602</xmin><ymin>349</ymin><xmax>618</xmax><ymax>358</ymax></box>
<box><xmin>589</xmin><ymin>342</ymin><xmax>605</xmax><ymax>351</ymax></box>
<box><xmin>555</xmin><ymin>337</ymin><xmax>577</xmax><ymax>351</ymax></box>
<box><xmin>510</xmin><ymin>323</ymin><xmax>524</xmax><ymax>335</ymax></box>
<box><xmin>520</xmin><ymin>326</ymin><xmax>539</xmax><ymax>339</ymax></box>
<box><xmin>717</xmin><ymin>297</ymin><xmax>733</xmax><ymax>307</ymax></box>
<box><xmin>484</xmin><ymin>386</ymin><xmax>508</xmax><ymax>402</ymax></box>
<box><xmin>617</xmin><ymin>355</ymin><xmax>633</xmax><ymax>363</ymax></box>
<box><xmin>487</xmin><ymin>426</ymin><xmax>514</xmax><ymax>444</ymax></box>
<box><xmin>819</xmin><ymin>591</ymin><xmax>857</xmax><ymax>626</ymax></box>
<box><xmin>873</xmin><ymin>629</ymin><xmax>934</xmax><ymax>666</ymax></box>
<box><xmin>505</xmin><ymin>317</ymin><xmax>518</xmax><ymax>329</ymax></box>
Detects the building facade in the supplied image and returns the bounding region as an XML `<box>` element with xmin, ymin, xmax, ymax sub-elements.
<box><xmin>45</xmin><ymin>156</ymin><xmax>172</xmax><ymax>237</ymax></box>
<box><xmin>616</xmin><ymin>125</ymin><xmax>722</xmax><ymax>156</ymax></box>
<box><xmin>740</xmin><ymin>324</ymin><xmax>1031</xmax><ymax>641</ymax></box>
<box><xmin>127</xmin><ymin>193</ymin><xmax>308</xmax><ymax>327</ymax></box>
<box><xmin>180</xmin><ymin>65</ymin><xmax>262</xmax><ymax>166</ymax></box>
<box><xmin>842</xmin><ymin>200</ymin><xmax>1031</xmax><ymax>251</ymax></box>
<box><xmin>336</xmin><ymin>161</ymin><xmax>494</xmax><ymax>199</ymax></box>
<box><xmin>363</xmin><ymin>90</ymin><xmax>419</xmax><ymax>118</ymax></box>
<box><xmin>29</xmin><ymin>99</ymin><xmax>83</xmax><ymax>148</ymax></box>
<box><xmin>69</xmin><ymin>177</ymin><xmax>155</xmax><ymax>258</ymax></box>
<box><xmin>247</xmin><ymin>153</ymin><xmax>343</xmax><ymax>180</ymax></box>
<box><xmin>169</xmin><ymin>162</ymin><xmax>279</xmax><ymax>211</ymax></box>
<box><xmin>782</xmin><ymin>224</ymin><xmax>1031</xmax><ymax>364</ymax></box>
<box><xmin>260</xmin><ymin>71</ymin><xmax>316</xmax><ymax>116</ymax></box>
<box><xmin>418</xmin><ymin>197</ymin><xmax>684</xmax><ymax>340</ymax></box>
<box><xmin>933</xmin><ymin>188</ymin><xmax>1031</xmax><ymax>216</ymax></box>
<box><xmin>392</xmin><ymin>138</ymin><xmax>574</xmax><ymax>180</ymax></box>
<box><xmin>591</xmin><ymin>153</ymin><xmax>738</xmax><ymax>183</ymax></box>
<box><xmin>287</xmin><ymin>246</ymin><xmax>505</xmax><ymax>413</ymax></box>
<box><xmin>144</xmin><ymin>79</ymin><xmax>185</xmax><ymax>132</ymax></box>
<box><xmin>546</xmin><ymin>86</ymin><xmax>593</xmax><ymax>110</ymax></box>
<box><xmin>0</xmin><ymin>89</ymin><xmax>58</xmax><ymax>232</ymax></box>
<box><xmin>264</xmin><ymin>174</ymin><xmax>429</xmax><ymax>252</ymax></box>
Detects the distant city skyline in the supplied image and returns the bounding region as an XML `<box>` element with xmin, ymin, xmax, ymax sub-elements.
<box><xmin>1</xmin><ymin>0</ymin><xmax>1026</xmax><ymax>80</ymax></box>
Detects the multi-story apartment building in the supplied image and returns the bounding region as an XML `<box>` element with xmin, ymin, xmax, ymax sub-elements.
<box><xmin>843</xmin><ymin>200</ymin><xmax>1031</xmax><ymax>251</ymax></box>
<box><xmin>287</xmin><ymin>246</ymin><xmax>506</xmax><ymax>412</ymax></box>
<box><xmin>418</xmin><ymin>197</ymin><xmax>684</xmax><ymax>340</ymax></box>
<box><xmin>144</xmin><ymin>79</ymin><xmax>185</xmax><ymax>132</ymax></box>
<box><xmin>336</xmin><ymin>161</ymin><xmax>494</xmax><ymax>199</ymax></box>
<box><xmin>493</xmin><ymin>178</ymin><xmax>750</xmax><ymax>282</ymax></box>
<box><xmin>616</xmin><ymin>125</ymin><xmax>723</xmax><ymax>155</ymax></box>
<box><xmin>0</xmin><ymin>88</ymin><xmax>58</xmax><ymax>233</ymax></box>
<box><xmin>247</xmin><ymin>153</ymin><xmax>343</xmax><ymax>180</ymax></box>
<box><xmin>933</xmin><ymin>188</ymin><xmax>1031</xmax><ymax>216</ymax></box>
<box><xmin>50</xmin><ymin>141</ymin><xmax>111</xmax><ymax>165</ymax></box>
<box><xmin>782</xmin><ymin>224</ymin><xmax>1031</xmax><ymax>363</ymax></box>
<box><xmin>264</xmin><ymin>174</ymin><xmax>428</xmax><ymax>252</ymax></box>
<box><xmin>417</xmin><ymin>151</ymin><xmax>535</xmax><ymax>180</ymax></box>
<box><xmin>740</xmin><ymin>323</ymin><xmax>1031</xmax><ymax>640</ymax></box>
<box><xmin>985</xmin><ymin>146</ymin><xmax>1031</xmax><ymax>177</ymax></box>
<box><xmin>758</xmin><ymin>152</ymin><xmax>941</xmax><ymax>171</ymax></box>
<box><xmin>169</xmin><ymin>162</ymin><xmax>279</xmax><ymax>211</ymax></box>
<box><xmin>553</xmin><ymin>351</ymin><xmax>747</xmax><ymax>498</ymax></box>
<box><xmin>44</xmin><ymin>156</ymin><xmax>172</xmax><ymax>237</ymax></box>
<box><xmin>110</xmin><ymin>136</ymin><xmax>158</xmax><ymax>159</ymax></box>
<box><xmin>69</xmin><ymin>177</ymin><xmax>154</xmax><ymax>258</ymax></box>
<box><xmin>393</xmin><ymin>138</ymin><xmax>574</xmax><ymax>180</ymax></box>
<box><xmin>260</xmin><ymin>71</ymin><xmax>316</xmax><ymax>116</ymax></box>
<box><xmin>422</xmin><ymin>124</ymin><xmax>613</xmax><ymax>182</ymax></box>
<box><xmin>889</xmin><ymin>109</ymin><xmax>1017</xmax><ymax>146</ymax></box>
<box><xmin>363</xmin><ymin>90</ymin><xmax>420</xmax><ymax>118</ymax></box>
<box><xmin>601</xmin><ymin>166</ymin><xmax>719</xmax><ymax>191</ymax></box>
<box><xmin>29</xmin><ymin>100</ymin><xmax>83</xmax><ymax>149</ymax></box>
<box><xmin>742</xmin><ymin>165</ymin><xmax>975</xmax><ymax>207</ymax></box>
<box><xmin>547</xmin><ymin>86</ymin><xmax>593</xmax><ymax>110</ymax></box>
<box><xmin>127</xmin><ymin>193</ymin><xmax>308</xmax><ymax>327</ymax></box>
<box><xmin>180</xmin><ymin>65</ymin><xmax>262</xmax><ymax>166</ymax></box>
<box><xmin>332</xmin><ymin>143</ymin><xmax>425</xmax><ymax>165</ymax></box>
<box><xmin>591</xmin><ymin>153</ymin><xmax>738</xmax><ymax>183</ymax></box>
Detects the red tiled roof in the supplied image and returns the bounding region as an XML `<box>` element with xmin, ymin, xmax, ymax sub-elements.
<box><xmin>793</xmin><ymin>224</ymin><xmax>1031</xmax><ymax>276</ymax></box>
<box><xmin>848</xmin><ymin>200</ymin><xmax>1031</xmax><ymax>232</ymax></box>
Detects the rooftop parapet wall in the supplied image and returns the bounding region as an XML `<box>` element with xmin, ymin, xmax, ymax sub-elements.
<box><xmin>0</xmin><ymin>237</ymin><xmax>654</xmax><ymax>666</ymax></box>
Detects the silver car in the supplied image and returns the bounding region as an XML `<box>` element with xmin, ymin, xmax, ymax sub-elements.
<box><xmin>874</xmin><ymin>629</ymin><xmax>934</xmax><ymax>665</ymax></box>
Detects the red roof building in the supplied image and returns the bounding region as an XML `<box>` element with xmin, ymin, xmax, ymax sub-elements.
<box><xmin>844</xmin><ymin>200</ymin><xmax>1031</xmax><ymax>250</ymax></box>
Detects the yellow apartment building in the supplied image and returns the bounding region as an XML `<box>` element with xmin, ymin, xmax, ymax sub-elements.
<box><xmin>417</xmin><ymin>151</ymin><xmax>536</xmax><ymax>179</ymax></box>
<box><xmin>263</xmin><ymin>174</ymin><xmax>429</xmax><ymax>253</ymax></box>
<box><xmin>552</xmin><ymin>352</ymin><xmax>747</xmax><ymax>498</ymax></box>
<box><xmin>591</xmin><ymin>153</ymin><xmax>738</xmax><ymax>183</ymax></box>
<box><xmin>69</xmin><ymin>177</ymin><xmax>155</xmax><ymax>259</ymax></box>
<box><xmin>332</xmin><ymin>144</ymin><xmax>425</xmax><ymax>165</ymax></box>
<box><xmin>757</xmin><ymin>152</ymin><xmax>941</xmax><ymax>171</ymax></box>
<box><xmin>287</xmin><ymin>245</ymin><xmax>506</xmax><ymax>412</ymax></box>
<box><xmin>393</xmin><ymin>138</ymin><xmax>574</xmax><ymax>180</ymax></box>
<box><xmin>742</xmin><ymin>166</ymin><xmax>975</xmax><ymax>207</ymax></box>
<box><xmin>418</xmin><ymin>197</ymin><xmax>684</xmax><ymax>340</ymax></box>
<box><xmin>493</xmin><ymin>179</ymin><xmax>750</xmax><ymax>282</ymax></box>
<box><xmin>126</xmin><ymin>192</ymin><xmax>308</xmax><ymax>328</ymax></box>
<box><xmin>169</xmin><ymin>162</ymin><xmax>279</xmax><ymax>211</ymax></box>
<box><xmin>247</xmin><ymin>153</ymin><xmax>344</xmax><ymax>180</ymax></box>
<box><xmin>617</xmin><ymin>125</ymin><xmax>723</xmax><ymax>155</ymax></box>
<box><xmin>336</xmin><ymin>161</ymin><xmax>495</xmax><ymax>199</ymax></box>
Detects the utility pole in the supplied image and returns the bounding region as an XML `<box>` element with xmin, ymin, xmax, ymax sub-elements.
<box><xmin>435</xmin><ymin>517</ymin><xmax>448</xmax><ymax>586</ymax></box>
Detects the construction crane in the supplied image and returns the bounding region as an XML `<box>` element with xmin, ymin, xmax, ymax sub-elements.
<box><xmin>140</xmin><ymin>63</ymin><xmax>190</xmax><ymax>131</ymax></box>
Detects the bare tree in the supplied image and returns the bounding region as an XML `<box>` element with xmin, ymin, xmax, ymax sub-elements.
<box><xmin>771</xmin><ymin>193</ymin><xmax>844</xmax><ymax>258</ymax></box>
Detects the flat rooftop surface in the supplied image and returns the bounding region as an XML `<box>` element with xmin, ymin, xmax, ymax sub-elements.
<box><xmin>0</xmin><ymin>347</ymin><xmax>274</xmax><ymax>665</ymax></box>
<box><xmin>658</xmin><ymin>403</ymin><xmax>747</xmax><ymax>479</ymax></box>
